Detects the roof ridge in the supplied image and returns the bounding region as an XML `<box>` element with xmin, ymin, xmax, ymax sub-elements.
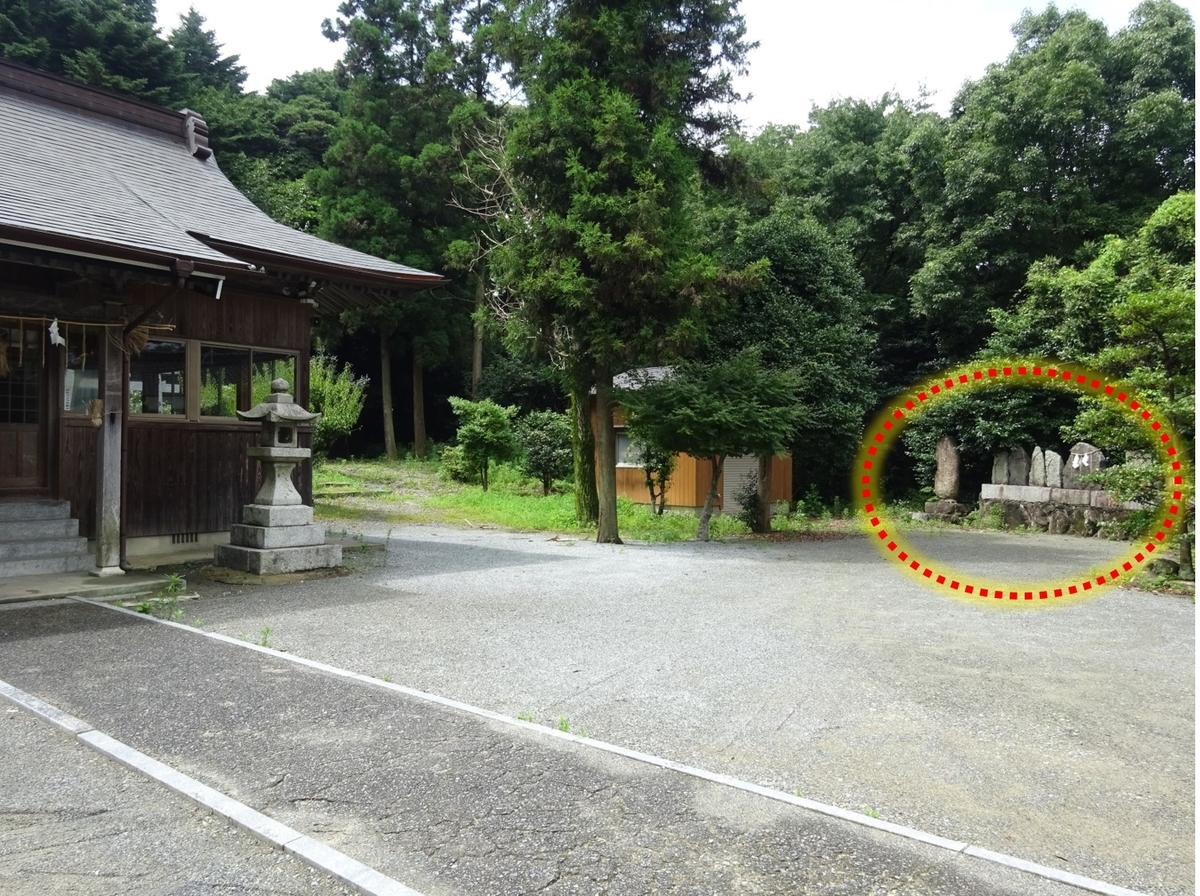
<box><xmin>0</xmin><ymin>59</ymin><xmax>189</xmax><ymax>147</ymax></box>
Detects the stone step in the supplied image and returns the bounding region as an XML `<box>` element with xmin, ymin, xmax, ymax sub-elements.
<box><xmin>0</xmin><ymin>518</ymin><xmax>79</xmax><ymax>540</ymax></box>
<box><xmin>0</xmin><ymin>499</ymin><xmax>74</xmax><ymax>522</ymax></box>
<box><xmin>0</xmin><ymin>552</ymin><xmax>94</xmax><ymax>578</ymax></box>
<box><xmin>0</xmin><ymin>536</ymin><xmax>89</xmax><ymax>562</ymax></box>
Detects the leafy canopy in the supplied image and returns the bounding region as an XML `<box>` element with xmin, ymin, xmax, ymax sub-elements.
<box><xmin>912</xmin><ymin>1</ymin><xmax>1195</xmax><ymax>361</ymax></box>
<box><xmin>706</xmin><ymin>205</ymin><xmax>874</xmax><ymax>498</ymax></box>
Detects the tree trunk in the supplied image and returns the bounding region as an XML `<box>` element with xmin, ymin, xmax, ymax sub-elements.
<box><xmin>471</xmin><ymin>272</ymin><xmax>485</xmax><ymax>399</ymax></box>
<box><xmin>380</xmin><ymin>327</ymin><xmax>397</xmax><ymax>462</ymax></box>
<box><xmin>412</xmin><ymin>345</ymin><xmax>427</xmax><ymax>459</ymax></box>
<box><xmin>755</xmin><ymin>455</ymin><xmax>773</xmax><ymax>533</ymax></box>
<box><xmin>570</xmin><ymin>385</ymin><xmax>599</xmax><ymax>525</ymax></box>
<box><xmin>1179</xmin><ymin>506</ymin><xmax>1194</xmax><ymax>581</ymax></box>
<box><xmin>593</xmin><ymin>365</ymin><xmax>622</xmax><ymax>544</ymax></box>
<box><xmin>697</xmin><ymin>454</ymin><xmax>724</xmax><ymax>542</ymax></box>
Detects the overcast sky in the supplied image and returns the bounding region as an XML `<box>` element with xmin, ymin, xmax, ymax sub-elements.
<box><xmin>153</xmin><ymin>0</ymin><xmax>1196</xmax><ymax>131</ymax></box>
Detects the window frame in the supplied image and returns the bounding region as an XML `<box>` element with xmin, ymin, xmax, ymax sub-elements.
<box><xmin>614</xmin><ymin>428</ymin><xmax>645</xmax><ymax>469</ymax></box>
<box><xmin>127</xmin><ymin>337</ymin><xmax>190</xmax><ymax>419</ymax></box>
<box><xmin>106</xmin><ymin>338</ymin><xmax>300</xmax><ymax>423</ymax></box>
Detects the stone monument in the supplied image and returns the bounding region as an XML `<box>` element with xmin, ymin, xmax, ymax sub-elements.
<box><xmin>1029</xmin><ymin>446</ymin><xmax>1046</xmax><ymax>486</ymax></box>
<box><xmin>1027</xmin><ymin>447</ymin><xmax>1063</xmax><ymax>488</ymax></box>
<box><xmin>925</xmin><ymin>434</ymin><xmax>970</xmax><ymax>522</ymax></box>
<box><xmin>933</xmin><ymin>435</ymin><xmax>960</xmax><ymax>499</ymax></box>
<box><xmin>1061</xmin><ymin>442</ymin><xmax>1105</xmax><ymax>490</ymax></box>
<box><xmin>991</xmin><ymin>446</ymin><xmax>1030</xmax><ymax>485</ymax></box>
<box><xmin>214</xmin><ymin>380</ymin><xmax>342</xmax><ymax>575</ymax></box>
<box><xmin>1044</xmin><ymin>449</ymin><xmax>1063</xmax><ymax>488</ymax></box>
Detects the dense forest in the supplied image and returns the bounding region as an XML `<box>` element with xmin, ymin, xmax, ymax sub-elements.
<box><xmin>1</xmin><ymin>0</ymin><xmax>1193</xmax><ymax>530</ymax></box>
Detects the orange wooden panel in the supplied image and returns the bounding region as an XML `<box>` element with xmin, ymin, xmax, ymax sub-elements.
<box><xmin>770</xmin><ymin>455</ymin><xmax>792</xmax><ymax>503</ymax></box>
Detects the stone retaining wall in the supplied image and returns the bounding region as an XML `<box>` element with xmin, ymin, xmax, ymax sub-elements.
<box><xmin>925</xmin><ymin>439</ymin><xmax>1149</xmax><ymax>537</ymax></box>
<box><xmin>978</xmin><ymin>484</ymin><xmax>1143</xmax><ymax>536</ymax></box>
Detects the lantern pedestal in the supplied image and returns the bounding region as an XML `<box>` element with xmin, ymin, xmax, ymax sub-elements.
<box><xmin>213</xmin><ymin>379</ymin><xmax>342</xmax><ymax>575</ymax></box>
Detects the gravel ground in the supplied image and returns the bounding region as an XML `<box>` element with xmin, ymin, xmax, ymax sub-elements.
<box><xmin>187</xmin><ymin>524</ymin><xmax>1195</xmax><ymax>896</ymax></box>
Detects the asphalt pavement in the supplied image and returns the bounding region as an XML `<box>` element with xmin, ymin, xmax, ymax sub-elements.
<box><xmin>0</xmin><ymin>524</ymin><xmax>1192</xmax><ymax>895</ymax></box>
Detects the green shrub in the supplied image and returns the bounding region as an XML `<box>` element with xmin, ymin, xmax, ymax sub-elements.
<box><xmin>517</xmin><ymin>410</ymin><xmax>573</xmax><ymax>496</ymax></box>
<box><xmin>734</xmin><ymin>472</ymin><xmax>760</xmax><ymax>530</ymax></box>
<box><xmin>447</xmin><ymin>397</ymin><xmax>518</xmax><ymax>491</ymax></box>
<box><xmin>310</xmin><ymin>354</ymin><xmax>369</xmax><ymax>455</ymax></box>
<box><xmin>438</xmin><ymin>445</ymin><xmax>477</xmax><ymax>483</ymax></box>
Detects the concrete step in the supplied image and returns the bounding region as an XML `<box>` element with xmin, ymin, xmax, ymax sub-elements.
<box><xmin>0</xmin><ymin>518</ymin><xmax>79</xmax><ymax>541</ymax></box>
<box><xmin>0</xmin><ymin>499</ymin><xmax>73</xmax><ymax>522</ymax></box>
<box><xmin>0</xmin><ymin>552</ymin><xmax>94</xmax><ymax>578</ymax></box>
<box><xmin>0</xmin><ymin>500</ymin><xmax>90</xmax><ymax>580</ymax></box>
<box><xmin>0</xmin><ymin>536</ymin><xmax>89</xmax><ymax>562</ymax></box>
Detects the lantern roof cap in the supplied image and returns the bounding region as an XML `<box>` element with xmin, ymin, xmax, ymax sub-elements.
<box><xmin>237</xmin><ymin>379</ymin><xmax>320</xmax><ymax>424</ymax></box>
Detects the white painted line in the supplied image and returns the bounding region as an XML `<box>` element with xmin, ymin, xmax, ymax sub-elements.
<box><xmin>286</xmin><ymin>836</ymin><xmax>423</xmax><ymax>896</ymax></box>
<box><xmin>78</xmin><ymin>729</ymin><xmax>302</xmax><ymax>848</ymax></box>
<box><xmin>1</xmin><ymin>676</ymin><xmax>422</xmax><ymax>896</ymax></box>
<box><xmin>70</xmin><ymin>596</ymin><xmax>1150</xmax><ymax>896</ymax></box>
<box><xmin>0</xmin><ymin>678</ymin><xmax>92</xmax><ymax>734</ymax></box>
<box><xmin>963</xmin><ymin>846</ymin><xmax>1149</xmax><ymax>896</ymax></box>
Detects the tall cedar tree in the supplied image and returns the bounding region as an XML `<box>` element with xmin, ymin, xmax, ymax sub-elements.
<box><xmin>169</xmin><ymin>7</ymin><xmax>246</xmax><ymax>93</ymax></box>
<box><xmin>493</xmin><ymin>0</ymin><xmax>753</xmax><ymax>542</ymax></box>
<box><xmin>317</xmin><ymin>0</ymin><xmax>482</xmax><ymax>459</ymax></box>
<box><xmin>0</xmin><ymin>0</ymin><xmax>185</xmax><ymax>104</ymax></box>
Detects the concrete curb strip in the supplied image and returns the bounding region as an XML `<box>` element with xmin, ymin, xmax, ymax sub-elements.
<box><xmin>0</xmin><ymin>678</ymin><xmax>92</xmax><ymax>734</ymax></box>
<box><xmin>68</xmin><ymin>596</ymin><xmax>1148</xmax><ymax>896</ymax></box>
<box><xmin>0</xmin><ymin>676</ymin><xmax>423</xmax><ymax>896</ymax></box>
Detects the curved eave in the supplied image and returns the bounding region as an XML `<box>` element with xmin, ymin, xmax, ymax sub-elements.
<box><xmin>193</xmin><ymin>234</ymin><xmax>446</xmax><ymax>293</ymax></box>
<box><xmin>0</xmin><ymin>223</ymin><xmax>255</xmax><ymax>279</ymax></box>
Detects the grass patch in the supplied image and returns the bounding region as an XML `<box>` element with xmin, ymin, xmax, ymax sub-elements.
<box><xmin>424</xmin><ymin>487</ymin><xmax>581</xmax><ymax>530</ymax></box>
<box><xmin>315</xmin><ymin>456</ymin><xmax>765</xmax><ymax>542</ymax></box>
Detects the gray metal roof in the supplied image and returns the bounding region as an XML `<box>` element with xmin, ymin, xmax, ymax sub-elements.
<box><xmin>0</xmin><ymin>66</ymin><xmax>442</xmax><ymax>298</ymax></box>
<box><xmin>613</xmin><ymin>367</ymin><xmax>674</xmax><ymax>390</ymax></box>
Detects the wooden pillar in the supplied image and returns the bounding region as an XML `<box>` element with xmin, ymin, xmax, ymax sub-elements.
<box><xmin>91</xmin><ymin>331</ymin><xmax>124</xmax><ymax>576</ymax></box>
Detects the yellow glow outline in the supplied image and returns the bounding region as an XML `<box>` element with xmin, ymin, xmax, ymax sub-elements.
<box><xmin>854</xmin><ymin>359</ymin><xmax>1193</xmax><ymax>605</ymax></box>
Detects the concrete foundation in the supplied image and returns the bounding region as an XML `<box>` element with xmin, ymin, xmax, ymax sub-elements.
<box><xmin>229</xmin><ymin>523</ymin><xmax>327</xmax><ymax>550</ymax></box>
<box><xmin>241</xmin><ymin>504</ymin><xmax>314</xmax><ymax>528</ymax></box>
<box><xmin>214</xmin><ymin>542</ymin><xmax>342</xmax><ymax>575</ymax></box>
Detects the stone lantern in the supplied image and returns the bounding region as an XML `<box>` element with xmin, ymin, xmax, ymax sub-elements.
<box><xmin>214</xmin><ymin>379</ymin><xmax>342</xmax><ymax>574</ymax></box>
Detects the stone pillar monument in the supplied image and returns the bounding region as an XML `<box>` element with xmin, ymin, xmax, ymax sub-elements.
<box><xmin>214</xmin><ymin>380</ymin><xmax>341</xmax><ymax>575</ymax></box>
<box><xmin>925</xmin><ymin>434</ymin><xmax>970</xmax><ymax>522</ymax></box>
<box><xmin>933</xmin><ymin>435</ymin><xmax>960</xmax><ymax>499</ymax></box>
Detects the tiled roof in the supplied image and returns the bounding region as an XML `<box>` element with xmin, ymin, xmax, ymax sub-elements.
<box><xmin>0</xmin><ymin>62</ymin><xmax>442</xmax><ymax>299</ymax></box>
